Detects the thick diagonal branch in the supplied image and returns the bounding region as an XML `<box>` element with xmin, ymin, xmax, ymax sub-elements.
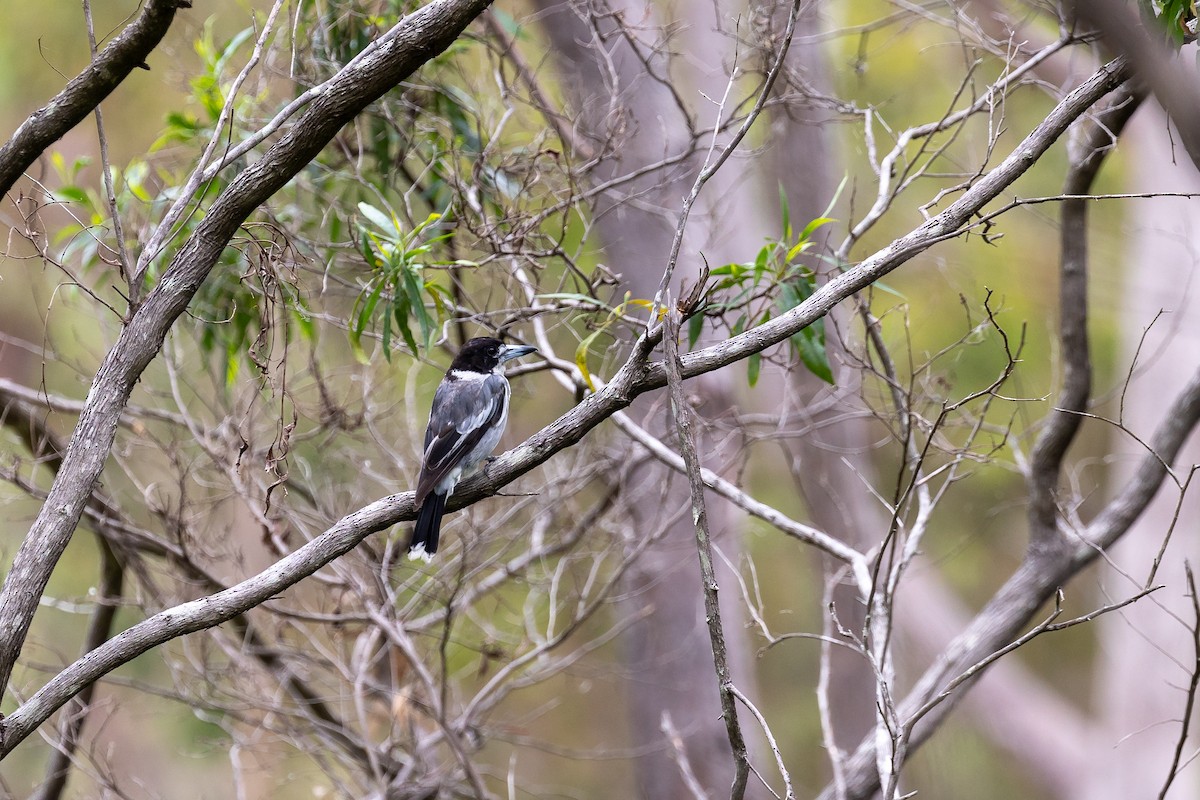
<box><xmin>0</xmin><ymin>0</ymin><xmax>184</xmax><ymax>198</ymax></box>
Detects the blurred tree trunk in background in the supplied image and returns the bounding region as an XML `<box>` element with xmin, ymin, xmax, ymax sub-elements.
<box><xmin>534</xmin><ymin>0</ymin><xmax>758</xmax><ymax>793</ymax></box>
<box><xmin>766</xmin><ymin>0</ymin><xmax>883</xmax><ymax>753</ymax></box>
<box><xmin>1077</xmin><ymin>99</ymin><xmax>1200</xmax><ymax>800</ymax></box>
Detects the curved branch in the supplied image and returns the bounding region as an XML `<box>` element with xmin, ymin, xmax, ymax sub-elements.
<box><xmin>0</xmin><ymin>53</ymin><xmax>1132</xmax><ymax>756</ymax></box>
<box><xmin>1028</xmin><ymin>81</ymin><xmax>1145</xmax><ymax>548</ymax></box>
<box><xmin>666</xmin><ymin>56</ymin><xmax>1129</xmax><ymax>387</ymax></box>
<box><xmin>0</xmin><ymin>0</ymin><xmax>185</xmax><ymax>198</ymax></box>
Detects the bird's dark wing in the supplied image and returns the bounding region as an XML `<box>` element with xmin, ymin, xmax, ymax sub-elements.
<box><xmin>415</xmin><ymin>373</ymin><xmax>507</xmax><ymax>502</ymax></box>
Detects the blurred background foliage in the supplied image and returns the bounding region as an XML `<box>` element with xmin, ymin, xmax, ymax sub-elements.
<box><xmin>0</xmin><ymin>0</ymin><xmax>1158</xmax><ymax>798</ymax></box>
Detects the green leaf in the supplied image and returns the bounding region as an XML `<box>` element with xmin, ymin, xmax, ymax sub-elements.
<box><xmin>709</xmin><ymin>263</ymin><xmax>745</xmax><ymax>278</ymax></box>
<box><xmin>52</xmin><ymin>186</ymin><xmax>89</xmax><ymax>204</ymax></box>
<box><xmin>52</xmin><ymin>222</ymin><xmax>84</xmax><ymax>246</ymax></box>
<box><xmin>778</xmin><ymin>183</ymin><xmax>792</xmax><ymax>241</ymax></box>
<box><xmin>799</xmin><ymin>216</ymin><xmax>836</xmax><ymax>243</ymax></box>
<box><xmin>295</xmin><ymin>308</ymin><xmax>316</xmax><ymax>342</ymax></box>
<box><xmin>778</xmin><ymin>275</ymin><xmax>834</xmax><ymax>384</ymax></box>
<box><xmin>225</xmin><ymin>348</ymin><xmax>240</xmax><ymax>388</ymax></box>
<box><xmin>357</xmin><ymin>202</ymin><xmax>398</xmax><ymax>236</ymax></box>
<box><xmin>786</xmin><ymin>240</ymin><xmax>810</xmax><ymax>263</ymax></box>
<box><xmin>412</xmin><ymin>211</ymin><xmax>443</xmax><ymax>235</ymax></box>
<box><xmin>753</xmin><ymin>245</ymin><xmax>770</xmax><ymax>280</ymax></box>
<box><xmin>380</xmin><ymin>294</ymin><xmax>394</xmax><ymax>361</ymax></box>
<box><xmin>575</xmin><ymin>327</ymin><xmax>610</xmax><ymax>392</ymax></box>
<box><xmin>349</xmin><ymin>278</ymin><xmax>386</xmax><ymax>362</ymax></box>
<box><xmin>215</xmin><ymin>27</ymin><xmax>255</xmax><ymax>76</ymax></box>
<box><xmin>358</xmin><ymin>230</ymin><xmax>377</xmax><ymax>268</ymax></box>
<box><xmin>537</xmin><ymin>292</ymin><xmax>612</xmax><ymax>309</ymax></box>
<box><xmin>394</xmin><ymin>293</ymin><xmax>420</xmax><ymax>356</ymax></box>
<box><xmin>401</xmin><ymin>267</ymin><xmax>433</xmax><ymax>349</ymax></box>
<box><xmin>747</xmin><ymin>351</ymin><xmax>761</xmax><ymax>387</ymax></box>
<box><xmin>794</xmin><ymin>324</ymin><xmax>834</xmax><ymax>384</ymax></box>
<box><xmin>688</xmin><ymin>312</ymin><xmax>704</xmax><ymax>348</ymax></box>
<box><xmin>125</xmin><ymin>160</ymin><xmax>151</xmax><ymax>202</ymax></box>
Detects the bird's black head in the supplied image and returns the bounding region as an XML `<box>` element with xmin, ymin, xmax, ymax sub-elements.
<box><xmin>450</xmin><ymin>337</ymin><xmax>538</xmax><ymax>374</ymax></box>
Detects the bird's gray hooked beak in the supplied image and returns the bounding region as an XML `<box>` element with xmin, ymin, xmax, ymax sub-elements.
<box><xmin>499</xmin><ymin>344</ymin><xmax>538</xmax><ymax>362</ymax></box>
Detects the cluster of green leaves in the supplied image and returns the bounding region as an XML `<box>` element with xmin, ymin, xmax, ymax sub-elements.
<box><xmin>48</xmin><ymin>14</ymin><xmax>332</xmax><ymax>388</ymax></box>
<box><xmin>49</xmin><ymin>19</ymin><xmax>263</xmax><ymax>284</ymax></box>
<box><xmin>563</xmin><ymin>200</ymin><xmax>837</xmax><ymax>393</ymax></box>
<box><xmin>691</xmin><ymin>192</ymin><xmax>836</xmax><ymax>386</ymax></box>
<box><xmin>49</xmin><ymin>152</ymin><xmax>154</xmax><ymax>272</ymax></box>
<box><xmin>1140</xmin><ymin>0</ymin><xmax>1198</xmax><ymax>45</ymax></box>
<box><xmin>350</xmin><ymin>203</ymin><xmax>473</xmax><ymax>361</ymax></box>
<box><xmin>310</xmin><ymin>2</ymin><xmax>549</xmax><ymax>364</ymax></box>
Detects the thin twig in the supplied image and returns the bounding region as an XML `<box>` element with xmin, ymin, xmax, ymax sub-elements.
<box><xmin>662</xmin><ymin>305</ymin><xmax>749</xmax><ymax>800</ymax></box>
<box><xmin>905</xmin><ymin>586</ymin><xmax>1160</xmax><ymax>732</ymax></box>
<box><xmin>661</xmin><ymin>713</ymin><xmax>709</xmax><ymax>800</ymax></box>
<box><xmin>730</xmin><ymin>684</ymin><xmax>796</xmax><ymax>800</ymax></box>
<box><xmin>34</xmin><ymin>537</ymin><xmax>123</xmax><ymax>800</ymax></box>
<box><xmin>1157</xmin><ymin>565</ymin><xmax>1200</xmax><ymax>800</ymax></box>
<box><xmin>611</xmin><ymin>410</ymin><xmax>870</xmax><ymax>583</ymax></box>
<box><xmin>82</xmin><ymin>0</ymin><xmax>134</xmax><ymax>293</ymax></box>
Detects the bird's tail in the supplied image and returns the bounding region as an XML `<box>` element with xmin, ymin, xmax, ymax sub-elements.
<box><xmin>409</xmin><ymin>492</ymin><xmax>447</xmax><ymax>561</ymax></box>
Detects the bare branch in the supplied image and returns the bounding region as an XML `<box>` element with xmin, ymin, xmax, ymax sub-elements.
<box><xmin>666</xmin><ymin>56</ymin><xmax>1130</xmax><ymax>388</ymax></box>
<box><xmin>1157</xmin><ymin>565</ymin><xmax>1200</xmax><ymax>800</ymax></box>
<box><xmin>662</xmin><ymin>306</ymin><xmax>749</xmax><ymax>800</ymax></box>
<box><xmin>1028</xmin><ymin>81</ymin><xmax>1145</xmax><ymax>549</ymax></box>
<box><xmin>33</xmin><ymin>539</ymin><xmax>123</xmax><ymax>800</ymax></box>
<box><xmin>0</xmin><ymin>50</ymin><xmax>1138</xmax><ymax>757</ymax></box>
<box><xmin>818</xmin><ymin>357</ymin><xmax>1200</xmax><ymax>800</ymax></box>
<box><xmin>0</xmin><ymin>0</ymin><xmax>184</xmax><ymax>198</ymax></box>
<box><xmin>730</xmin><ymin>684</ymin><xmax>795</xmax><ymax>800</ymax></box>
<box><xmin>660</xmin><ymin>713</ymin><xmax>709</xmax><ymax>800</ymax></box>
<box><xmin>611</xmin><ymin>410</ymin><xmax>869</xmax><ymax>582</ymax></box>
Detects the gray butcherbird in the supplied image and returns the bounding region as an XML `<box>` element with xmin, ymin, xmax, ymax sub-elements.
<box><xmin>409</xmin><ymin>337</ymin><xmax>539</xmax><ymax>560</ymax></box>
